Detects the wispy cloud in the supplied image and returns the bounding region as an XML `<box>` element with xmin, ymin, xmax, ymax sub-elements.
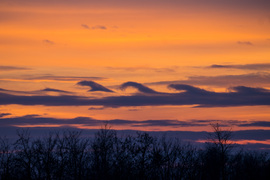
<box><xmin>41</xmin><ymin>88</ymin><xmax>72</xmax><ymax>94</ymax></box>
<box><xmin>237</xmin><ymin>41</ymin><xmax>253</xmax><ymax>45</ymax></box>
<box><xmin>81</xmin><ymin>24</ymin><xmax>107</xmax><ymax>30</ymax></box>
<box><xmin>0</xmin><ymin>66</ymin><xmax>31</xmax><ymax>71</ymax></box>
<box><xmin>0</xmin><ymin>87</ymin><xmax>72</xmax><ymax>96</ymax></box>
<box><xmin>106</xmin><ymin>66</ymin><xmax>177</xmax><ymax>73</ymax></box>
<box><xmin>91</xmin><ymin>25</ymin><xmax>107</xmax><ymax>30</ymax></box>
<box><xmin>43</xmin><ymin>39</ymin><xmax>55</xmax><ymax>45</ymax></box>
<box><xmin>147</xmin><ymin>73</ymin><xmax>270</xmax><ymax>87</ymax></box>
<box><xmin>81</xmin><ymin>24</ymin><xmax>90</xmax><ymax>29</ymax></box>
<box><xmin>0</xmin><ymin>75</ymin><xmax>106</xmax><ymax>82</ymax></box>
<box><xmin>208</xmin><ymin>63</ymin><xmax>270</xmax><ymax>70</ymax></box>
<box><xmin>88</xmin><ymin>107</ymin><xmax>106</xmax><ymax>110</ymax></box>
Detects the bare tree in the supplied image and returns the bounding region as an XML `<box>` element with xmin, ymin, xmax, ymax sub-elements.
<box><xmin>91</xmin><ymin>124</ymin><xmax>117</xmax><ymax>179</ymax></box>
<box><xmin>0</xmin><ymin>137</ymin><xmax>14</xmax><ymax>180</ymax></box>
<box><xmin>14</xmin><ymin>129</ymin><xmax>36</xmax><ymax>179</ymax></box>
<box><xmin>205</xmin><ymin>123</ymin><xmax>234</xmax><ymax>180</ymax></box>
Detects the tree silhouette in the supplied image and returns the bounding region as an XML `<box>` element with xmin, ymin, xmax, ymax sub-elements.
<box><xmin>204</xmin><ymin>123</ymin><xmax>234</xmax><ymax>180</ymax></box>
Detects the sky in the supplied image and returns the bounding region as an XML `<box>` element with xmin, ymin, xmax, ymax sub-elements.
<box><xmin>1</xmin><ymin>0</ymin><xmax>270</xmax><ymax>150</ymax></box>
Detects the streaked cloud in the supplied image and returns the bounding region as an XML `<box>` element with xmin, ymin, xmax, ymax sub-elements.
<box><xmin>237</xmin><ymin>41</ymin><xmax>253</xmax><ymax>45</ymax></box>
<box><xmin>81</xmin><ymin>24</ymin><xmax>90</xmax><ymax>29</ymax></box>
<box><xmin>0</xmin><ymin>66</ymin><xmax>31</xmax><ymax>71</ymax></box>
<box><xmin>43</xmin><ymin>39</ymin><xmax>55</xmax><ymax>45</ymax></box>
<box><xmin>91</xmin><ymin>25</ymin><xmax>107</xmax><ymax>30</ymax></box>
<box><xmin>0</xmin><ymin>87</ymin><xmax>72</xmax><ymax>96</ymax></box>
<box><xmin>106</xmin><ymin>66</ymin><xmax>177</xmax><ymax>73</ymax></box>
<box><xmin>0</xmin><ymin>75</ymin><xmax>106</xmax><ymax>82</ymax></box>
<box><xmin>147</xmin><ymin>73</ymin><xmax>270</xmax><ymax>87</ymax></box>
<box><xmin>88</xmin><ymin>107</ymin><xmax>106</xmax><ymax>110</ymax></box>
<box><xmin>209</xmin><ymin>63</ymin><xmax>270</xmax><ymax>70</ymax></box>
<box><xmin>41</xmin><ymin>88</ymin><xmax>72</xmax><ymax>94</ymax></box>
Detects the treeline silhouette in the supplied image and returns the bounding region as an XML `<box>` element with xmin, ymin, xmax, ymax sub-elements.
<box><xmin>0</xmin><ymin>124</ymin><xmax>270</xmax><ymax>180</ymax></box>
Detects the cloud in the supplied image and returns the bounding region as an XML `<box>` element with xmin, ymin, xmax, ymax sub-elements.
<box><xmin>0</xmin><ymin>88</ymin><xmax>37</xmax><ymax>95</ymax></box>
<box><xmin>77</xmin><ymin>80</ymin><xmax>114</xmax><ymax>92</ymax></box>
<box><xmin>43</xmin><ymin>39</ymin><xmax>55</xmax><ymax>45</ymax></box>
<box><xmin>41</xmin><ymin>88</ymin><xmax>72</xmax><ymax>94</ymax></box>
<box><xmin>0</xmin><ymin>115</ymin><xmax>100</xmax><ymax>127</ymax></box>
<box><xmin>91</xmin><ymin>25</ymin><xmax>107</xmax><ymax>30</ymax></box>
<box><xmin>0</xmin><ymin>114</ymin><xmax>241</xmax><ymax>128</ymax></box>
<box><xmin>106</xmin><ymin>66</ymin><xmax>177</xmax><ymax>73</ymax></box>
<box><xmin>80</xmin><ymin>24</ymin><xmax>107</xmax><ymax>30</ymax></box>
<box><xmin>208</xmin><ymin>63</ymin><xmax>270</xmax><ymax>70</ymax></box>
<box><xmin>0</xmin><ymin>87</ymin><xmax>72</xmax><ymax>96</ymax></box>
<box><xmin>2</xmin><ymin>113</ymin><xmax>270</xmax><ymax>150</ymax></box>
<box><xmin>120</xmin><ymin>81</ymin><xmax>159</xmax><ymax>94</ymax></box>
<box><xmin>0</xmin><ymin>113</ymin><xmax>11</xmax><ymax>118</ymax></box>
<box><xmin>128</xmin><ymin>108</ymin><xmax>140</xmax><ymax>111</ymax></box>
<box><xmin>88</xmin><ymin>107</ymin><xmax>106</xmax><ymax>110</ymax></box>
<box><xmin>147</xmin><ymin>73</ymin><xmax>270</xmax><ymax>87</ymax></box>
<box><xmin>0</xmin><ymin>66</ymin><xmax>31</xmax><ymax>71</ymax></box>
<box><xmin>168</xmin><ymin>84</ymin><xmax>210</xmax><ymax>94</ymax></box>
<box><xmin>239</xmin><ymin>121</ymin><xmax>270</xmax><ymax>127</ymax></box>
<box><xmin>1</xmin><ymin>84</ymin><xmax>270</xmax><ymax>108</ymax></box>
<box><xmin>81</xmin><ymin>24</ymin><xmax>90</xmax><ymax>29</ymax></box>
<box><xmin>2</xmin><ymin>114</ymin><xmax>270</xmax><ymax>142</ymax></box>
<box><xmin>237</xmin><ymin>41</ymin><xmax>253</xmax><ymax>45</ymax></box>
<box><xmin>1</xmin><ymin>75</ymin><xmax>106</xmax><ymax>82</ymax></box>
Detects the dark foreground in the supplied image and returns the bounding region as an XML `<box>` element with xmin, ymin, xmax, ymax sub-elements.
<box><xmin>1</xmin><ymin>125</ymin><xmax>270</xmax><ymax>180</ymax></box>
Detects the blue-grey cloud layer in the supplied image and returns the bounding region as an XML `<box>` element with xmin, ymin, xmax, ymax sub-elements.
<box><xmin>0</xmin><ymin>84</ymin><xmax>270</xmax><ymax>107</ymax></box>
<box><xmin>1</xmin><ymin>114</ymin><xmax>270</xmax><ymax>151</ymax></box>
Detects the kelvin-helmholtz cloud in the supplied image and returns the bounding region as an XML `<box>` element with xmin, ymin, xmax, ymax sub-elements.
<box><xmin>120</xmin><ymin>81</ymin><xmax>160</xmax><ymax>94</ymax></box>
<box><xmin>77</xmin><ymin>80</ymin><xmax>114</xmax><ymax>92</ymax></box>
<box><xmin>1</xmin><ymin>82</ymin><xmax>270</xmax><ymax>107</ymax></box>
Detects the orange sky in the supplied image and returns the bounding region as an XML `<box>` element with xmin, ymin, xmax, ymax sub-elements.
<box><xmin>1</xmin><ymin>0</ymin><xmax>270</xmax><ymax>148</ymax></box>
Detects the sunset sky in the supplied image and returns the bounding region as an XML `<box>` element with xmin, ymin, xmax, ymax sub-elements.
<box><xmin>1</xmin><ymin>0</ymin><xmax>270</xmax><ymax>149</ymax></box>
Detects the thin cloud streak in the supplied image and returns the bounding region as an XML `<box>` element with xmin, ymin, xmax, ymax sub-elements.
<box><xmin>0</xmin><ymin>75</ymin><xmax>107</xmax><ymax>82</ymax></box>
<box><xmin>237</xmin><ymin>41</ymin><xmax>253</xmax><ymax>45</ymax></box>
<box><xmin>147</xmin><ymin>73</ymin><xmax>270</xmax><ymax>87</ymax></box>
<box><xmin>0</xmin><ymin>66</ymin><xmax>31</xmax><ymax>71</ymax></box>
<box><xmin>81</xmin><ymin>24</ymin><xmax>90</xmax><ymax>29</ymax></box>
<box><xmin>43</xmin><ymin>39</ymin><xmax>55</xmax><ymax>45</ymax></box>
<box><xmin>209</xmin><ymin>63</ymin><xmax>270</xmax><ymax>70</ymax></box>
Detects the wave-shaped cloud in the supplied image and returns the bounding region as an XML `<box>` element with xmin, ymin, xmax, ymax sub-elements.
<box><xmin>1</xmin><ymin>84</ymin><xmax>270</xmax><ymax>107</ymax></box>
<box><xmin>77</xmin><ymin>80</ymin><xmax>114</xmax><ymax>92</ymax></box>
<box><xmin>120</xmin><ymin>81</ymin><xmax>159</xmax><ymax>94</ymax></box>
